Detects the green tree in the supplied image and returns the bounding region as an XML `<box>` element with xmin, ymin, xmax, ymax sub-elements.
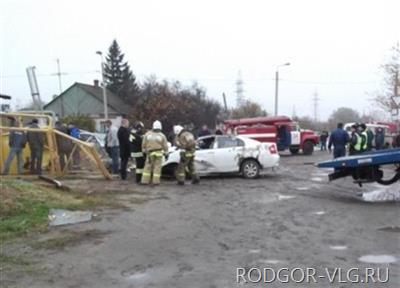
<box><xmin>104</xmin><ymin>39</ymin><xmax>139</xmax><ymax>104</ymax></box>
<box><xmin>374</xmin><ymin>43</ymin><xmax>400</xmax><ymax>112</ymax></box>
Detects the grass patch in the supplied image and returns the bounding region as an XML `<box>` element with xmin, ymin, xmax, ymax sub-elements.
<box><xmin>0</xmin><ymin>253</ymin><xmax>30</xmax><ymax>266</ymax></box>
<box><xmin>0</xmin><ymin>179</ymin><xmax>114</xmax><ymax>241</ymax></box>
<box><xmin>31</xmin><ymin>229</ymin><xmax>109</xmax><ymax>250</ymax></box>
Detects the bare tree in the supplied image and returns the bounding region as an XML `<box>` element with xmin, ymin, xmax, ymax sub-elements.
<box><xmin>374</xmin><ymin>43</ymin><xmax>400</xmax><ymax>112</ymax></box>
<box><xmin>230</xmin><ymin>100</ymin><xmax>267</xmax><ymax>119</ymax></box>
<box><xmin>327</xmin><ymin>107</ymin><xmax>361</xmax><ymax>130</ymax></box>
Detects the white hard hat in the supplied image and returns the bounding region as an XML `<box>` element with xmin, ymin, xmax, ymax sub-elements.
<box><xmin>152</xmin><ymin>120</ymin><xmax>162</xmax><ymax>130</ymax></box>
<box><xmin>173</xmin><ymin>125</ymin><xmax>184</xmax><ymax>135</ymax></box>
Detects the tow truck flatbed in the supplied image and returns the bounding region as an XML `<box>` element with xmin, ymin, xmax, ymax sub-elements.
<box><xmin>318</xmin><ymin>148</ymin><xmax>400</xmax><ymax>169</ymax></box>
<box><xmin>318</xmin><ymin>149</ymin><xmax>400</xmax><ymax>186</ymax></box>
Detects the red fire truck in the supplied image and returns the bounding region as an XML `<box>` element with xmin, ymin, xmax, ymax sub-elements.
<box><xmin>224</xmin><ymin>116</ymin><xmax>320</xmax><ymax>155</ymax></box>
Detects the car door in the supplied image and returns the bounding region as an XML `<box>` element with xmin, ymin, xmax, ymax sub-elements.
<box><xmin>194</xmin><ymin>136</ymin><xmax>218</xmax><ymax>173</ymax></box>
<box><xmin>212</xmin><ymin>136</ymin><xmax>241</xmax><ymax>172</ymax></box>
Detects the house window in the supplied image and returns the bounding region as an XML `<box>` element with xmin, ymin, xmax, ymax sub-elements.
<box><xmin>99</xmin><ymin>121</ymin><xmax>108</xmax><ymax>133</ymax></box>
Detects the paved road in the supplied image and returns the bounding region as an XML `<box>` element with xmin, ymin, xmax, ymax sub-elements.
<box><xmin>5</xmin><ymin>151</ymin><xmax>400</xmax><ymax>287</ymax></box>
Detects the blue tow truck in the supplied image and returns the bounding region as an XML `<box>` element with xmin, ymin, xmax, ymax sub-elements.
<box><xmin>318</xmin><ymin>149</ymin><xmax>400</xmax><ymax>186</ymax></box>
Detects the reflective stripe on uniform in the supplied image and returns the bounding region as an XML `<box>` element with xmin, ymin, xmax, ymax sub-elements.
<box><xmin>361</xmin><ymin>131</ymin><xmax>368</xmax><ymax>150</ymax></box>
<box><xmin>185</xmin><ymin>152</ymin><xmax>194</xmax><ymax>157</ymax></box>
<box><xmin>143</xmin><ymin>172</ymin><xmax>151</xmax><ymax>176</ymax></box>
<box><xmin>150</xmin><ymin>151</ymin><xmax>164</xmax><ymax>157</ymax></box>
<box><xmin>153</xmin><ymin>173</ymin><xmax>161</xmax><ymax>177</ymax></box>
<box><xmin>131</xmin><ymin>152</ymin><xmax>143</xmax><ymax>157</ymax></box>
<box><xmin>136</xmin><ymin>169</ymin><xmax>143</xmax><ymax>174</ymax></box>
<box><xmin>354</xmin><ymin>134</ymin><xmax>362</xmax><ymax>151</ymax></box>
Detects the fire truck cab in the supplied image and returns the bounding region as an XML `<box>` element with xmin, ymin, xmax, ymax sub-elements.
<box><xmin>224</xmin><ymin>116</ymin><xmax>319</xmax><ymax>155</ymax></box>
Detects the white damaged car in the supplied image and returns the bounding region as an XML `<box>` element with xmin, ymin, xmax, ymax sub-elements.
<box><xmin>162</xmin><ymin>135</ymin><xmax>279</xmax><ymax>179</ymax></box>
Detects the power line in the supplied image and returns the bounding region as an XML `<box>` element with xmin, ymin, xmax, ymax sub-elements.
<box><xmin>1</xmin><ymin>72</ymin><xmax>379</xmax><ymax>86</ymax></box>
<box><xmin>1</xmin><ymin>71</ymin><xmax>97</xmax><ymax>78</ymax></box>
<box><xmin>281</xmin><ymin>79</ymin><xmax>377</xmax><ymax>85</ymax></box>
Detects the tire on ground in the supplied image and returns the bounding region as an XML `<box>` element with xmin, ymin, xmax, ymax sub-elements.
<box><xmin>302</xmin><ymin>141</ymin><xmax>314</xmax><ymax>155</ymax></box>
<box><xmin>241</xmin><ymin>159</ymin><xmax>260</xmax><ymax>179</ymax></box>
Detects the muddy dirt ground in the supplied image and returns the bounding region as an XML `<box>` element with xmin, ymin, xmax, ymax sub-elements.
<box><xmin>2</xmin><ymin>151</ymin><xmax>400</xmax><ymax>287</ymax></box>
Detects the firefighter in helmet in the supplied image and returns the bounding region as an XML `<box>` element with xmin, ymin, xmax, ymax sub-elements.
<box><xmin>129</xmin><ymin>121</ymin><xmax>146</xmax><ymax>183</ymax></box>
<box><xmin>174</xmin><ymin>125</ymin><xmax>199</xmax><ymax>185</ymax></box>
<box><xmin>141</xmin><ymin>120</ymin><xmax>168</xmax><ymax>185</ymax></box>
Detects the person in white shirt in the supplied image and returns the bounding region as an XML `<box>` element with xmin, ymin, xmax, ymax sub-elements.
<box><xmin>105</xmin><ymin>120</ymin><xmax>120</xmax><ymax>174</ymax></box>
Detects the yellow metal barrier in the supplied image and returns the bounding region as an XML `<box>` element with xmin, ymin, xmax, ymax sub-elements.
<box><xmin>0</xmin><ymin>112</ymin><xmax>111</xmax><ymax>179</ymax></box>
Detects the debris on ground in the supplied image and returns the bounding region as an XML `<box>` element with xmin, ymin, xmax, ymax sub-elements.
<box><xmin>48</xmin><ymin>209</ymin><xmax>93</xmax><ymax>226</ymax></box>
<box><xmin>362</xmin><ymin>184</ymin><xmax>400</xmax><ymax>202</ymax></box>
<box><xmin>39</xmin><ymin>175</ymin><xmax>70</xmax><ymax>191</ymax></box>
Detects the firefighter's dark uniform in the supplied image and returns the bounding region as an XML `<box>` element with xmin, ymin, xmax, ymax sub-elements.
<box><xmin>129</xmin><ymin>129</ymin><xmax>145</xmax><ymax>183</ymax></box>
<box><xmin>176</xmin><ymin>130</ymin><xmax>199</xmax><ymax>185</ymax></box>
<box><xmin>118</xmin><ymin>125</ymin><xmax>131</xmax><ymax>180</ymax></box>
<box><xmin>27</xmin><ymin>121</ymin><xmax>45</xmax><ymax>175</ymax></box>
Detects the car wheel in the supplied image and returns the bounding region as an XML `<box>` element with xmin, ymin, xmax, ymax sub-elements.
<box><xmin>241</xmin><ymin>159</ymin><xmax>260</xmax><ymax>179</ymax></box>
<box><xmin>302</xmin><ymin>141</ymin><xmax>314</xmax><ymax>155</ymax></box>
<box><xmin>162</xmin><ymin>163</ymin><xmax>178</xmax><ymax>179</ymax></box>
<box><xmin>289</xmin><ymin>147</ymin><xmax>299</xmax><ymax>154</ymax></box>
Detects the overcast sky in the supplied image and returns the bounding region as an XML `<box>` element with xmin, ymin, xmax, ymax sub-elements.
<box><xmin>1</xmin><ymin>0</ymin><xmax>399</xmax><ymax>120</ymax></box>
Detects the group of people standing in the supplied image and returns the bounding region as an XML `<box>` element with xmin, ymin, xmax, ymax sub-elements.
<box><xmin>2</xmin><ymin>117</ymin><xmax>81</xmax><ymax>176</ymax></box>
<box><xmin>2</xmin><ymin>118</ymin><xmax>44</xmax><ymax>175</ymax></box>
<box><xmin>107</xmin><ymin>119</ymin><xmax>199</xmax><ymax>186</ymax></box>
<box><xmin>327</xmin><ymin>122</ymin><xmax>386</xmax><ymax>159</ymax></box>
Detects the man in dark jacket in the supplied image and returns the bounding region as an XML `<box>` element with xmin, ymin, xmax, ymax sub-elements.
<box><xmin>2</xmin><ymin>118</ymin><xmax>26</xmax><ymax>175</ymax></box>
<box><xmin>68</xmin><ymin>123</ymin><xmax>81</xmax><ymax>167</ymax></box>
<box><xmin>129</xmin><ymin>121</ymin><xmax>146</xmax><ymax>183</ymax></box>
<box><xmin>27</xmin><ymin>118</ymin><xmax>45</xmax><ymax>174</ymax></box>
<box><xmin>328</xmin><ymin>123</ymin><xmax>349</xmax><ymax>158</ymax></box>
<box><xmin>375</xmin><ymin>127</ymin><xmax>385</xmax><ymax>150</ymax></box>
<box><xmin>320</xmin><ymin>130</ymin><xmax>329</xmax><ymax>151</ymax></box>
<box><xmin>55</xmin><ymin>121</ymin><xmax>73</xmax><ymax>170</ymax></box>
<box><xmin>198</xmin><ymin>124</ymin><xmax>211</xmax><ymax>138</ymax></box>
<box><xmin>118</xmin><ymin>119</ymin><xmax>131</xmax><ymax>180</ymax></box>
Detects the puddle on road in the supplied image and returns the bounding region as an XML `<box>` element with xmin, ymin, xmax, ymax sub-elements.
<box><xmin>378</xmin><ymin>226</ymin><xmax>400</xmax><ymax>233</ymax></box>
<box><xmin>311</xmin><ymin>177</ymin><xmax>324</xmax><ymax>182</ymax></box>
<box><xmin>125</xmin><ymin>271</ymin><xmax>150</xmax><ymax>282</ymax></box>
<box><xmin>358</xmin><ymin>255</ymin><xmax>398</xmax><ymax>264</ymax></box>
<box><xmin>277</xmin><ymin>194</ymin><xmax>296</xmax><ymax>201</ymax></box>
<box><xmin>329</xmin><ymin>245</ymin><xmax>348</xmax><ymax>251</ymax></box>
<box><xmin>313</xmin><ymin>172</ymin><xmax>329</xmax><ymax>177</ymax></box>
<box><xmin>362</xmin><ymin>186</ymin><xmax>400</xmax><ymax>202</ymax></box>
<box><xmin>313</xmin><ymin>211</ymin><xmax>326</xmax><ymax>216</ymax></box>
<box><xmin>249</xmin><ymin>249</ymin><xmax>260</xmax><ymax>254</ymax></box>
<box><xmin>296</xmin><ymin>187</ymin><xmax>310</xmax><ymax>191</ymax></box>
<box><xmin>259</xmin><ymin>259</ymin><xmax>281</xmax><ymax>264</ymax></box>
<box><xmin>258</xmin><ymin>194</ymin><xmax>296</xmax><ymax>204</ymax></box>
